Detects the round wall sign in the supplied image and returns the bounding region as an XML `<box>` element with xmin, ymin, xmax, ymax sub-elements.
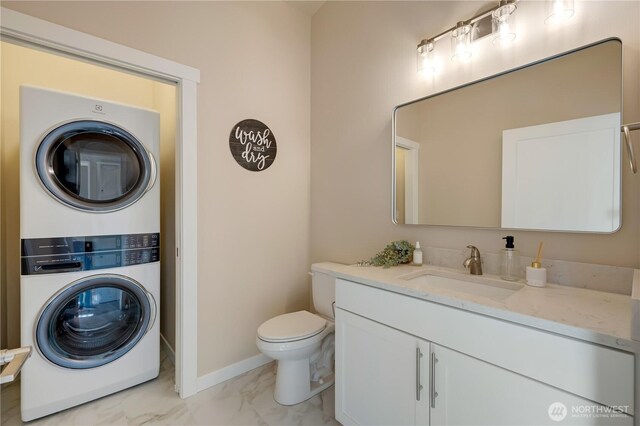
<box><xmin>228</xmin><ymin>119</ymin><xmax>277</xmax><ymax>172</ymax></box>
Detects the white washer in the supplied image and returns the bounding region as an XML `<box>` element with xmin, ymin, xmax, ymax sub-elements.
<box><xmin>19</xmin><ymin>86</ymin><xmax>161</xmax><ymax>421</ymax></box>
<box><xmin>20</xmin><ymin>261</ymin><xmax>159</xmax><ymax>421</ymax></box>
<box><xmin>20</xmin><ymin>85</ymin><xmax>160</xmax><ymax>238</ymax></box>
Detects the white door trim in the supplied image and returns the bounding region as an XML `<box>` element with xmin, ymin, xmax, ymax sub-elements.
<box><xmin>395</xmin><ymin>137</ymin><xmax>420</xmax><ymax>224</ymax></box>
<box><xmin>1</xmin><ymin>7</ymin><xmax>200</xmax><ymax>398</ymax></box>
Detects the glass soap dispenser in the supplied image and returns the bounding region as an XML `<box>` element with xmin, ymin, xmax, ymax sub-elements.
<box><xmin>500</xmin><ymin>236</ymin><xmax>520</xmax><ymax>281</ymax></box>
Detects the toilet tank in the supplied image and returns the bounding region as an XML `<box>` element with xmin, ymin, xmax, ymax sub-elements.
<box><xmin>312</xmin><ymin>271</ymin><xmax>335</xmax><ymax>319</ymax></box>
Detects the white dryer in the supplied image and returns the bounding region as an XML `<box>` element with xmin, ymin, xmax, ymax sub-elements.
<box><xmin>20</xmin><ymin>234</ymin><xmax>160</xmax><ymax>421</ymax></box>
<box><xmin>20</xmin><ymin>85</ymin><xmax>160</xmax><ymax>238</ymax></box>
<box><xmin>19</xmin><ymin>86</ymin><xmax>162</xmax><ymax>421</ymax></box>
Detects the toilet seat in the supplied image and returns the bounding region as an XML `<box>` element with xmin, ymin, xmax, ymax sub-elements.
<box><xmin>258</xmin><ymin>311</ymin><xmax>326</xmax><ymax>343</ymax></box>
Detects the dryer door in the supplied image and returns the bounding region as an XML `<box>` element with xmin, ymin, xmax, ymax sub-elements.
<box><xmin>36</xmin><ymin>274</ymin><xmax>155</xmax><ymax>369</ymax></box>
<box><xmin>36</xmin><ymin>120</ymin><xmax>156</xmax><ymax>212</ymax></box>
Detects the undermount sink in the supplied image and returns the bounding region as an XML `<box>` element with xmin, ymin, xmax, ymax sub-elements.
<box><xmin>403</xmin><ymin>273</ymin><xmax>521</xmax><ymax>301</ymax></box>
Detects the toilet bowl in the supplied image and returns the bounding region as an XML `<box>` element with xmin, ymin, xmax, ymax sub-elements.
<box><xmin>256</xmin><ymin>272</ymin><xmax>336</xmax><ymax>405</ymax></box>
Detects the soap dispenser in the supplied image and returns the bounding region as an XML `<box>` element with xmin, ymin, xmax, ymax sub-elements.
<box><xmin>413</xmin><ymin>241</ymin><xmax>423</xmax><ymax>266</ymax></box>
<box><xmin>500</xmin><ymin>236</ymin><xmax>520</xmax><ymax>281</ymax></box>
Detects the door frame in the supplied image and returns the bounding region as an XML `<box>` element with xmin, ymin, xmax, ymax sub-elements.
<box><xmin>395</xmin><ymin>137</ymin><xmax>420</xmax><ymax>224</ymax></box>
<box><xmin>1</xmin><ymin>7</ymin><xmax>200</xmax><ymax>398</ymax></box>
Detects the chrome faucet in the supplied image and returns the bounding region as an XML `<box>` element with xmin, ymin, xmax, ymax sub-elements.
<box><xmin>463</xmin><ymin>245</ymin><xmax>483</xmax><ymax>275</ymax></box>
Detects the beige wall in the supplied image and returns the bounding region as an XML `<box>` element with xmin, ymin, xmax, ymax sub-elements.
<box><xmin>311</xmin><ymin>1</ymin><xmax>640</xmax><ymax>272</ymax></box>
<box><xmin>0</xmin><ymin>41</ymin><xmax>176</xmax><ymax>350</ymax></box>
<box><xmin>2</xmin><ymin>1</ymin><xmax>312</xmax><ymax>375</ymax></box>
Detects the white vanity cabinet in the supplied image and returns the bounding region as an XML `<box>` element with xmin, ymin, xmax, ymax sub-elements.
<box><xmin>334</xmin><ymin>278</ymin><xmax>635</xmax><ymax>426</ymax></box>
<box><xmin>429</xmin><ymin>344</ymin><xmax>635</xmax><ymax>425</ymax></box>
<box><xmin>336</xmin><ymin>309</ymin><xmax>430</xmax><ymax>425</ymax></box>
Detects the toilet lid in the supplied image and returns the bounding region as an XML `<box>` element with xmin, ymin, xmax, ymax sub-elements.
<box><xmin>258</xmin><ymin>311</ymin><xmax>326</xmax><ymax>342</ymax></box>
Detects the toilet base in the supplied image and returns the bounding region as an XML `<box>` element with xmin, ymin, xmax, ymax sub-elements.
<box><xmin>274</xmin><ymin>366</ymin><xmax>334</xmax><ymax>406</ymax></box>
<box><xmin>272</xmin><ymin>335</ymin><xmax>335</xmax><ymax>406</ymax></box>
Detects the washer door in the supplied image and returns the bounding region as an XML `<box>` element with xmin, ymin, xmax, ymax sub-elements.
<box><xmin>36</xmin><ymin>120</ymin><xmax>155</xmax><ymax>212</ymax></box>
<box><xmin>36</xmin><ymin>274</ymin><xmax>155</xmax><ymax>369</ymax></box>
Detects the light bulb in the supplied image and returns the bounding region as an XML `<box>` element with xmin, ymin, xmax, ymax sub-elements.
<box><xmin>492</xmin><ymin>1</ymin><xmax>517</xmax><ymax>44</ymax></box>
<box><xmin>451</xmin><ymin>22</ymin><xmax>472</xmax><ymax>61</ymax></box>
<box><xmin>545</xmin><ymin>0</ymin><xmax>574</xmax><ymax>24</ymax></box>
<box><xmin>417</xmin><ymin>40</ymin><xmax>436</xmax><ymax>74</ymax></box>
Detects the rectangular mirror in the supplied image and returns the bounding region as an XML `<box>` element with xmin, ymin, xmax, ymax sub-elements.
<box><xmin>393</xmin><ymin>39</ymin><xmax>622</xmax><ymax>232</ymax></box>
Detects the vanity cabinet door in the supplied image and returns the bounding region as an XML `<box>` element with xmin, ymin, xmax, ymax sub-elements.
<box><xmin>430</xmin><ymin>344</ymin><xmax>633</xmax><ymax>426</ymax></box>
<box><xmin>335</xmin><ymin>308</ymin><xmax>430</xmax><ymax>426</ymax></box>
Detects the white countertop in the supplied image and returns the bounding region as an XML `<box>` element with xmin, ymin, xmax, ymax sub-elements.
<box><xmin>312</xmin><ymin>262</ymin><xmax>640</xmax><ymax>354</ymax></box>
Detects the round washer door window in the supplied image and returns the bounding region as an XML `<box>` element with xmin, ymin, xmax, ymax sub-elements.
<box><xmin>36</xmin><ymin>274</ymin><xmax>155</xmax><ymax>369</ymax></box>
<box><xmin>36</xmin><ymin>120</ymin><xmax>155</xmax><ymax>212</ymax></box>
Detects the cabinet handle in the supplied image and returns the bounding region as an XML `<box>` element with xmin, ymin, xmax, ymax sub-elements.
<box><xmin>430</xmin><ymin>352</ymin><xmax>438</xmax><ymax>408</ymax></box>
<box><xmin>416</xmin><ymin>348</ymin><xmax>424</xmax><ymax>401</ymax></box>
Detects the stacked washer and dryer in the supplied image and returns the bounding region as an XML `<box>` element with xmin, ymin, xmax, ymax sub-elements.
<box><xmin>19</xmin><ymin>86</ymin><xmax>161</xmax><ymax>421</ymax></box>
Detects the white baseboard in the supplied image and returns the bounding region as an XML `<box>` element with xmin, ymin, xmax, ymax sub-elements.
<box><xmin>160</xmin><ymin>333</ymin><xmax>176</xmax><ymax>365</ymax></box>
<box><xmin>196</xmin><ymin>353</ymin><xmax>272</xmax><ymax>393</ymax></box>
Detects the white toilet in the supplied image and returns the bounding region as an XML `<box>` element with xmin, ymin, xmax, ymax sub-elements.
<box><xmin>256</xmin><ymin>271</ymin><xmax>335</xmax><ymax>405</ymax></box>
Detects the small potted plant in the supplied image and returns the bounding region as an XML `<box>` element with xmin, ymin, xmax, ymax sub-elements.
<box><xmin>358</xmin><ymin>240</ymin><xmax>415</xmax><ymax>268</ymax></box>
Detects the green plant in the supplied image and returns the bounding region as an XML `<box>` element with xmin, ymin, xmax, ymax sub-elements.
<box><xmin>358</xmin><ymin>240</ymin><xmax>415</xmax><ymax>268</ymax></box>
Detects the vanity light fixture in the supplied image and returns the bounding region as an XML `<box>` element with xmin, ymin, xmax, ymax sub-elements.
<box><xmin>451</xmin><ymin>22</ymin><xmax>473</xmax><ymax>61</ymax></box>
<box><xmin>416</xmin><ymin>0</ymin><xmax>519</xmax><ymax>71</ymax></box>
<box><xmin>417</xmin><ymin>39</ymin><xmax>436</xmax><ymax>74</ymax></box>
<box><xmin>545</xmin><ymin>0</ymin><xmax>575</xmax><ymax>24</ymax></box>
<box><xmin>492</xmin><ymin>0</ymin><xmax>517</xmax><ymax>44</ymax></box>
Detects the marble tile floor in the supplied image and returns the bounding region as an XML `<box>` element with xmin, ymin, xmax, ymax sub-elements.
<box><xmin>1</xmin><ymin>352</ymin><xmax>339</xmax><ymax>426</ymax></box>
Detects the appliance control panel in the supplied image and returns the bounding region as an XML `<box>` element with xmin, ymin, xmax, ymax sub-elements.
<box><xmin>21</xmin><ymin>233</ymin><xmax>160</xmax><ymax>275</ymax></box>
